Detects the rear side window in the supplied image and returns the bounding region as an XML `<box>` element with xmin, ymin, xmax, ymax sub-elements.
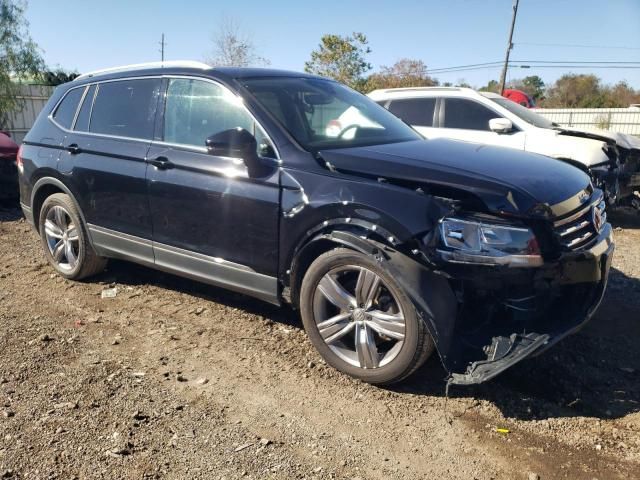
<box><xmin>163</xmin><ymin>78</ymin><xmax>254</xmax><ymax>148</ymax></box>
<box><xmin>52</xmin><ymin>87</ymin><xmax>84</xmax><ymax>129</ymax></box>
<box><xmin>387</xmin><ymin>98</ymin><xmax>436</xmax><ymax>127</ymax></box>
<box><xmin>90</xmin><ymin>78</ymin><xmax>161</xmax><ymax>139</ymax></box>
<box><xmin>74</xmin><ymin>84</ymin><xmax>96</xmax><ymax>132</ymax></box>
<box><xmin>443</xmin><ymin>98</ymin><xmax>496</xmax><ymax>131</ymax></box>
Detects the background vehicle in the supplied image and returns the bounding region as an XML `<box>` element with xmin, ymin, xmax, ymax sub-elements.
<box><xmin>0</xmin><ymin>131</ymin><xmax>19</xmax><ymax>201</ymax></box>
<box><xmin>502</xmin><ymin>88</ymin><xmax>535</xmax><ymax>108</ymax></box>
<box><xmin>368</xmin><ymin>87</ymin><xmax>640</xmax><ymax>209</ymax></box>
<box><xmin>18</xmin><ymin>63</ymin><xmax>613</xmax><ymax>387</ymax></box>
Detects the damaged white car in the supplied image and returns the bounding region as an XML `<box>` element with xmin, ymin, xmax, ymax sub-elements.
<box><xmin>367</xmin><ymin>87</ymin><xmax>640</xmax><ymax>209</ymax></box>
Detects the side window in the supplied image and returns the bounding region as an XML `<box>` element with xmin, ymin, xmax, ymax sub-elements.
<box><xmin>52</xmin><ymin>87</ymin><xmax>84</xmax><ymax>129</ymax></box>
<box><xmin>163</xmin><ymin>78</ymin><xmax>274</xmax><ymax>157</ymax></box>
<box><xmin>74</xmin><ymin>84</ymin><xmax>96</xmax><ymax>132</ymax></box>
<box><xmin>443</xmin><ymin>98</ymin><xmax>496</xmax><ymax>131</ymax></box>
<box><xmin>90</xmin><ymin>78</ymin><xmax>161</xmax><ymax>139</ymax></box>
<box><xmin>387</xmin><ymin>98</ymin><xmax>436</xmax><ymax>127</ymax></box>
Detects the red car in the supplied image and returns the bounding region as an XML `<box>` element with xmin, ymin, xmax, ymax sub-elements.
<box><xmin>502</xmin><ymin>89</ymin><xmax>536</xmax><ymax>108</ymax></box>
<box><xmin>0</xmin><ymin>131</ymin><xmax>20</xmax><ymax>200</ymax></box>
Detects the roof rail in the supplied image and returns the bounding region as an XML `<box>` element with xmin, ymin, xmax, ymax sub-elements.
<box><xmin>76</xmin><ymin>60</ymin><xmax>211</xmax><ymax>80</ymax></box>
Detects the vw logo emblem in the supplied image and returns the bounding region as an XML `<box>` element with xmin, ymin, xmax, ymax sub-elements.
<box><xmin>592</xmin><ymin>206</ymin><xmax>603</xmax><ymax>232</ymax></box>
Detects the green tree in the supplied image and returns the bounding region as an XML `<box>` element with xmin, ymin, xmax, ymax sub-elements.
<box><xmin>363</xmin><ymin>58</ymin><xmax>438</xmax><ymax>92</ymax></box>
<box><xmin>508</xmin><ymin>75</ymin><xmax>546</xmax><ymax>101</ymax></box>
<box><xmin>479</xmin><ymin>79</ymin><xmax>500</xmax><ymax>93</ymax></box>
<box><xmin>42</xmin><ymin>68</ymin><xmax>79</xmax><ymax>86</ymax></box>
<box><xmin>0</xmin><ymin>0</ymin><xmax>45</xmax><ymax>126</ymax></box>
<box><xmin>304</xmin><ymin>32</ymin><xmax>371</xmax><ymax>90</ymax></box>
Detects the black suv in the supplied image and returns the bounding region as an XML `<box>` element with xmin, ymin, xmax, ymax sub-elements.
<box><xmin>18</xmin><ymin>62</ymin><xmax>614</xmax><ymax>386</ymax></box>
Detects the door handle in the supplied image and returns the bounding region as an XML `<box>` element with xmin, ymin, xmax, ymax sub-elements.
<box><xmin>66</xmin><ymin>144</ymin><xmax>81</xmax><ymax>154</ymax></box>
<box><xmin>145</xmin><ymin>156</ymin><xmax>174</xmax><ymax>170</ymax></box>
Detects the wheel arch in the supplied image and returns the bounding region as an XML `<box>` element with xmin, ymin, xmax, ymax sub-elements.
<box><xmin>287</xmin><ymin>220</ymin><xmax>402</xmax><ymax>309</ymax></box>
<box><xmin>31</xmin><ymin>177</ymin><xmax>87</xmax><ymax>235</ymax></box>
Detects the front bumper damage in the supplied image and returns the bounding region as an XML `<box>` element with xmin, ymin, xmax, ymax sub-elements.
<box><xmin>377</xmin><ymin>223</ymin><xmax>614</xmax><ymax>386</ymax></box>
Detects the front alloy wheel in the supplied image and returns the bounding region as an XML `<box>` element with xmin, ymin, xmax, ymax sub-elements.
<box><xmin>300</xmin><ymin>248</ymin><xmax>434</xmax><ymax>385</ymax></box>
<box><xmin>314</xmin><ymin>265</ymin><xmax>405</xmax><ymax>369</ymax></box>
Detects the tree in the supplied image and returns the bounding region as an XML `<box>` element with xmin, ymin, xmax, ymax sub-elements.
<box><xmin>607</xmin><ymin>81</ymin><xmax>640</xmax><ymax>107</ymax></box>
<box><xmin>42</xmin><ymin>68</ymin><xmax>79</xmax><ymax>86</ymax></box>
<box><xmin>509</xmin><ymin>75</ymin><xmax>545</xmax><ymax>101</ymax></box>
<box><xmin>304</xmin><ymin>32</ymin><xmax>371</xmax><ymax>90</ymax></box>
<box><xmin>0</xmin><ymin>0</ymin><xmax>45</xmax><ymax>126</ymax></box>
<box><xmin>544</xmin><ymin>74</ymin><xmax>613</xmax><ymax>108</ymax></box>
<box><xmin>363</xmin><ymin>59</ymin><xmax>438</xmax><ymax>92</ymax></box>
<box><xmin>205</xmin><ymin>18</ymin><xmax>269</xmax><ymax>67</ymax></box>
<box><xmin>479</xmin><ymin>79</ymin><xmax>500</xmax><ymax>93</ymax></box>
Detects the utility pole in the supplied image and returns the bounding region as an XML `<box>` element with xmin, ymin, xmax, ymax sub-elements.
<box><xmin>159</xmin><ymin>33</ymin><xmax>166</xmax><ymax>62</ymax></box>
<box><xmin>499</xmin><ymin>0</ymin><xmax>519</xmax><ymax>94</ymax></box>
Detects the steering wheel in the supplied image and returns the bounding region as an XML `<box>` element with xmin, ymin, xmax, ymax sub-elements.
<box><xmin>336</xmin><ymin>124</ymin><xmax>359</xmax><ymax>139</ymax></box>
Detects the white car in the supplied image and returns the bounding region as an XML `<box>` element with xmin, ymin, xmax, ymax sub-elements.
<box><xmin>363</xmin><ymin>87</ymin><xmax>640</xmax><ymax>208</ymax></box>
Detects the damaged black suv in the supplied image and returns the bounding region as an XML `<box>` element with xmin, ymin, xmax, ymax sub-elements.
<box><xmin>18</xmin><ymin>62</ymin><xmax>614</xmax><ymax>386</ymax></box>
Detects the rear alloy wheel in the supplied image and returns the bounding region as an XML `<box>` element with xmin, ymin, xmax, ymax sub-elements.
<box><xmin>39</xmin><ymin>193</ymin><xmax>107</xmax><ymax>280</ymax></box>
<box><xmin>300</xmin><ymin>248</ymin><xmax>434</xmax><ymax>385</ymax></box>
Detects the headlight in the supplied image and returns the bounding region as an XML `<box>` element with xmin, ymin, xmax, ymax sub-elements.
<box><xmin>438</xmin><ymin>217</ymin><xmax>542</xmax><ymax>267</ymax></box>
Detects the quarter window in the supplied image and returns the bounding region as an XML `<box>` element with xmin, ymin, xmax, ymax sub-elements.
<box><xmin>90</xmin><ymin>78</ymin><xmax>161</xmax><ymax>139</ymax></box>
<box><xmin>74</xmin><ymin>84</ymin><xmax>96</xmax><ymax>132</ymax></box>
<box><xmin>52</xmin><ymin>87</ymin><xmax>84</xmax><ymax>129</ymax></box>
<box><xmin>387</xmin><ymin>98</ymin><xmax>436</xmax><ymax>127</ymax></box>
<box><xmin>163</xmin><ymin>78</ymin><xmax>256</xmax><ymax>148</ymax></box>
<box><xmin>443</xmin><ymin>98</ymin><xmax>496</xmax><ymax>131</ymax></box>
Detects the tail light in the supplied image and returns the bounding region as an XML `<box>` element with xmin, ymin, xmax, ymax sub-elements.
<box><xmin>16</xmin><ymin>145</ymin><xmax>24</xmax><ymax>175</ymax></box>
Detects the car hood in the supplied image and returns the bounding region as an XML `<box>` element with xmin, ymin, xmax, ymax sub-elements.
<box><xmin>320</xmin><ymin>139</ymin><xmax>591</xmax><ymax>218</ymax></box>
<box><xmin>555</xmin><ymin>126</ymin><xmax>640</xmax><ymax>151</ymax></box>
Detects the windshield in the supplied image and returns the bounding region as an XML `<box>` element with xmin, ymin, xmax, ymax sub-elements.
<box><xmin>242</xmin><ymin>77</ymin><xmax>421</xmax><ymax>151</ymax></box>
<box><xmin>490</xmin><ymin>97</ymin><xmax>554</xmax><ymax>129</ymax></box>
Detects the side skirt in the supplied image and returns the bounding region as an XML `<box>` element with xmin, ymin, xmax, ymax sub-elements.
<box><xmin>87</xmin><ymin>224</ymin><xmax>279</xmax><ymax>305</ymax></box>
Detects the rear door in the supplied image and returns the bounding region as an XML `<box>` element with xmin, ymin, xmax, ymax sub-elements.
<box><xmin>145</xmin><ymin>76</ymin><xmax>280</xmax><ymax>302</ymax></box>
<box><xmin>57</xmin><ymin>77</ymin><xmax>162</xmax><ymax>263</ymax></box>
<box><xmin>438</xmin><ymin>97</ymin><xmax>526</xmax><ymax>149</ymax></box>
<box><xmin>386</xmin><ymin>97</ymin><xmax>438</xmax><ymax>138</ymax></box>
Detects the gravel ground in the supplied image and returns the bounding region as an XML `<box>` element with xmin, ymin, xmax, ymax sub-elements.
<box><xmin>0</xmin><ymin>202</ymin><xmax>639</xmax><ymax>480</ymax></box>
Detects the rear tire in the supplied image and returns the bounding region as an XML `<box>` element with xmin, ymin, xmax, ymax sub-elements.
<box><xmin>300</xmin><ymin>248</ymin><xmax>434</xmax><ymax>385</ymax></box>
<box><xmin>38</xmin><ymin>193</ymin><xmax>107</xmax><ymax>280</ymax></box>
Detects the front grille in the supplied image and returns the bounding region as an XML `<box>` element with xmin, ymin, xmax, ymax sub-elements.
<box><xmin>553</xmin><ymin>199</ymin><xmax>606</xmax><ymax>251</ymax></box>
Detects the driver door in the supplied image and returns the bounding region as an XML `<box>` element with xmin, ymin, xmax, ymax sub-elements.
<box><xmin>145</xmin><ymin>77</ymin><xmax>280</xmax><ymax>302</ymax></box>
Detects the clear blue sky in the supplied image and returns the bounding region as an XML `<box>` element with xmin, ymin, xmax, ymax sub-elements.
<box><xmin>25</xmin><ymin>0</ymin><xmax>640</xmax><ymax>88</ymax></box>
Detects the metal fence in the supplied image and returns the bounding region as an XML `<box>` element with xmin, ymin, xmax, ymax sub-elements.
<box><xmin>2</xmin><ymin>84</ymin><xmax>55</xmax><ymax>143</ymax></box>
<box><xmin>532</xmin><ymin>107</ymin><xmax>640</xmax><ymax>136</ymax></box>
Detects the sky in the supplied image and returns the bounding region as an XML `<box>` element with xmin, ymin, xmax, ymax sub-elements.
<box><xmin>24</xmin><ymin>0</ymin><xmax>640</xmax><ymax>89</ymax></box>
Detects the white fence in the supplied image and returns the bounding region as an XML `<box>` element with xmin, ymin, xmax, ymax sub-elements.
<box><xmin>2</xmin><ymin>84</ymin><xmax>55</xmax><ymax>144</ymax></box>
<box><xmin>533</xmin><ymin>107</ymin><xmax>640</xmax><ymax>136</ymax></box>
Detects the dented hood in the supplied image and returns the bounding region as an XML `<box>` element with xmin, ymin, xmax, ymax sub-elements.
<box><xmin>556</xmin><ymin>126</ymin><xmax>640</xmax><ymax>151</ymax></box>
<box><xmin>320</xmin><ymin>139</ymin><xmax>591</xmax><ymax>217</ymax></box>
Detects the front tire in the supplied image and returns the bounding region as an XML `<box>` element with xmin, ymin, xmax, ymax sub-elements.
<box><xmin>300</xmin><ymin>248</ymin><xmax>434</xmax><ymax>385</ymax></box>
<box><xmin>38</xmin><ymin>193</ymin><xmax>107</xmax><ymax>280</ymax></box>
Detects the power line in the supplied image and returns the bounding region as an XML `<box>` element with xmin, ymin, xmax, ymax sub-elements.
<box><xmin>515</xmin><ymin>41</ymin><xmax>640</xmax><ymax>51</ymax></box>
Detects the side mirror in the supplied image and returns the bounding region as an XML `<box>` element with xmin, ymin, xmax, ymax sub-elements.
<box><xmin>489</xmin><ymin>118</ymin><xmax>513</xmax><ymax>134</ymax></box>
<box><xmin>206</xmin><ymin>128</ymin><xmax>258</xmax><ymax>164</ymax></box>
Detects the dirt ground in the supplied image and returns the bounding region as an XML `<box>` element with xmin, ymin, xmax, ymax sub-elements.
<box><xmin>0</xmin><ymin>201</ymin><xmax>639</xmax><ymax>480</ymax></box>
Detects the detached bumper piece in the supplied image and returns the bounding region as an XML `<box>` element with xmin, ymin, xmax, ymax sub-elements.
<box><xmin>448</xmin><ymin>333</ymin><xmax>549</xmax><ymax>386</ymax></box>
